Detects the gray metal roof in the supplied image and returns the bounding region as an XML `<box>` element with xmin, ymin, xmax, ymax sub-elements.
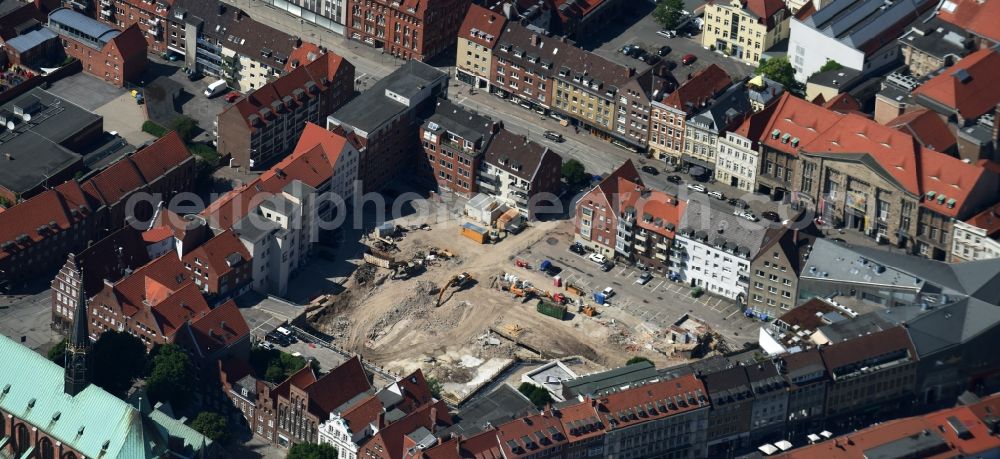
<box><xmin>690</xmin><ymin>81</ymin><xmax>751</xmax><ymax>134</ymax></box>
<box><xmin>424</xmin><ymin>99</ymin><xmax>494</xmax><ymax>147</ymax></box>
<box><xmin>562</xmin><ymin>361</ymin><xmax>658</xmax><ymax>397</ymax></box>
<box><xmin>677</xmin><ymin>200</ymin><xmax>772</xmax><ymax>260</ymax></box>
<box><xmin>329</xmin><ymin>60</ymin><xmax>445</xmax><ymax>135</ymax></box>
<box><xmin>898</xmin><ymin>15</ymin><xmax>969</xmax><ymax>60</ymax></box>
<box><xmin>5</xmin><ymin>27</ymin><xmax>57</xmax><ymax>53</ymax></box>
<box><xmin>441</xmin><ymin>384</ymin><xmax>535</xmax><ymax>437</ymax></box>
<box><xmin>48</xmin><ymin>7</ymin><xmax>120</xmax><ymax>47</ymax></box>
<box><xmin>801</xmin><ymin>0</ymin><xmax>935</xmax><ymax>48</ymax></box>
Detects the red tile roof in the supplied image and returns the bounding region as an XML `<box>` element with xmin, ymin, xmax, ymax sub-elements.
<box><xmin>919</xmin><ymin>147</ymin><xmax>990</xmax><ymax>218</ymax></box>
<box><xmin>761</xmin><ymin>92</ymin><xmax>843</xmax><ymax>157</ymax></box>
<box><xmin>557</xmin><ymin>399</ymin><xmax>605</xmax><ymax>442</ymax></box>
<box><xmin>779</xmin><ymin>394</ymin><xmax>1000</xmax><ymax>458</ymax></box>
<box><xmin>635</xmin><ymin>189</ymin><xmax>685</xmax><ymax>238</ymax></box>
<box><xmin>819</xmin><ymin>326</ymin><xmax>915</xmax><ymax>372</ymax></box>
<box><xmin>496</xmin><ymin>412</ymin><xmax>567</xmax><ymax>458</ymax></box>
<box><xmin>936</xmin><ymin>0</ymin><xmax>1000</xmax><ymax>43</ymax></box>
<box><xmin>188</xmin><ymin>299</ymin><xmax>250</xmax><ymax>356</ymax></box>
<box><xmin>111</xmin><ymin>252</ymin><xmax>188</xmax><ymax>317</ymax></box>
<box><xmin>659</xmin><ymin>64</ymin><xmax>732</xmax><ymax>114</ymax></box>
<box><xmin>801</xmin><ymin>113</ymin><xmax>921</xmax><ymax>193</ymax></box>
<box><xmin>822</xmin><ymin>93</ymin><xmax>863</xmax><ymax>115</ymax></box>
<box><xmin>913</xmin><ymin>49</ymin><xmax>1000</xmax><ymax>121</ymax></box>
<box><xmin>82</xmin><ymin>157</ymin><xmax>148</xmax><ymax>207</ymax></box>
<box><xmin>284</xmin><ymin>41</ymin><xmax>323</xmax><ymax>73</ymax></box>
<box><xmin>596</xmin><ymin>374</ymin><xmax>708</xmax><ymax>429</ymax></box>
<box><xmin>307</xmin><ymin>356</ymin><xmax>372</xmax><ymax>415</ymax></box>
<box><xmin>746</xmin><ymin>0</ymin><xmax>789</xmax><ymax>28</ymax></box>
<box><xmin>964</xmin><ymin>202</ymin><xmax>1000</xmax><ymax>237</ymax></box>
<box><xmin>0</xmin><ymin>180</ymin><xmax>91</xmax><ymax>261</ymax></box>
<box><xmin>182</xmin><ymin>229</ymin><xmax>250</xmax><ymax>280</ymax></box>
<box><xmin>108</xmin><ymin>24</ymin><xmax>146</xmax><ymax>59</ymax></box>
<box><xmin>459</xmin><ymin>4</ymin><xmax>506</xmax><ymax>48</ymax></box>
<box><xmin>341</xmin><ymin>394</ymin><xmax>384</xmax><ymax>432</ymax></box>
<box><xmin>150</xmin><ymin>281</ymin><xmax>211</xmax><ymax>337</ymax></box>
<box><xmin>886</xmin><ymin>109</ymin><xmax>957</xmax><ymax>153</ymax></box>
<box><xmin>130</xmin><ymin>132</ymin><xmax>191</xmax><ymax>182</ymax></box>
<box><xmin>365</xmin><ymin>400</ymin><xmax>451</xmax><ymax>459</ymax></box>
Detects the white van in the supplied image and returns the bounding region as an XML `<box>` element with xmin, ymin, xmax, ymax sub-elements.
<box><xmin>204</xmin><ymin>79</ymin><xmax>227</xmax><ymax>98</ymax></box>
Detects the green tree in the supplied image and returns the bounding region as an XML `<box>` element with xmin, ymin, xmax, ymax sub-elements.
<box><xmin>141</xmin><ymin>120</ymin><xmax>167</xmax><ymax>137</ymax></box>
<box><xmin>286</xmin><ymin>443</ymin><xmax>338</xmax><ymax>459</ymax></box>
<box><xmin>518</xmin><ymin>382</ymin><xmax>554</xmax><ymax>408</ymax></box>
<box><xmin>170</xmin><ymin>116</ymin><xmax>199</xmax><ymax>142</ymax></box>
<box><xmin>190</xmin><ymin>411</ymin><xmax>230</xmax><ymax>443</ymax></box>
<box><xmin>147</xmin><ymin>344</ymin><xmax>196</xmax><ymax>409</ymax></box>
<box><xmin>250</xmin><ymin>346</ymin><xmax>316</xmax><ymax>384</ymax></box>
<box><xmin>653</xmin><ymin>0</ymin><xmax>686</xmax><ymax>30</ymax></box>
<box><xmin>756</xmin><ymin>56</ymin><xmax>802</xmax><ymax>95</ymax></box>
<box><xmin>816</xmin><ymin>59</ymin><xmax>844</xmax><ymax>74</ymax></box>
<box><xmin>561</xmin><ymin>159</ymin><xmax>588</xmax><ymax>186</ymax></box>
<box><xmin>0</xmin><ymin>196</ymin><xmax>12</xmax><ymax>209</ymax></box>
<box><xmin>92</xmin><ymin>331</ymin><xmax>148</xmax><ymax>396</ymax></box>
<box><xmin>48</xmin><ymin>339</ymin><xmax>67</xmax><ymax>367</ymax></box>
<box><xmin>426</xmin><ymin>377</ymin><xmax>443</xmax><ymax>399</ymax></box>
<box><xmin>626</xmin><ymin>356</ymin><xmax>653</xmax><ymax>366</ymax></box>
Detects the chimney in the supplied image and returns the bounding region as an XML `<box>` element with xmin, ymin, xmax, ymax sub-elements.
<box><xmin>235</xmin><ymin>9</ymin><xmax>243</xmax><ymax>21</ymax></box>
<box><xmin>377</xmin><ymin>411</ymin><xmax>386</xmax><ymax>428</ymax></box>
<box><xmin>429</xmin><ymin>406</ymin><xmax>438</xmax><ymax>433</ymax></box>
<box><xmin>295</xmin><ymin>37</ymin><xmax>302</xmax><ymax>48</ymax></box>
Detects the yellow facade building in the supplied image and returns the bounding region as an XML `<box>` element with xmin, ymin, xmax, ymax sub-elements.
<box><xmin>701</xmin><ymin>0</ymin><xmax>791</xmax><ymax>66</ymax></box>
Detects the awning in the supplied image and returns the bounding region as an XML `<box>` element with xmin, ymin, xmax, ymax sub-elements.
<box><xmin>681</xmin><ymin>154</ymin><xmax>715</xmax><ymax>170</ymax></box>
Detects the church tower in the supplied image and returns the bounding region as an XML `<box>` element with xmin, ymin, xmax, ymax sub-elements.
<box><xmin>64</xmin><ymin>269</ymin><xmax>91</xmax><ymax>396</ymax></box>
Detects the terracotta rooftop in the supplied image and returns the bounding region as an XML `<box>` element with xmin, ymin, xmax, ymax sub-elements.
<box><xmin>918</xmin><ymin>147</ymin><xmax>990</xmax><ymax>218</ymax></box>
<box><xmin>659</xmin><ymin>64</ymin><xmax>733</xmax><ymax>114</ymax></box>
<box><xmin>634</xmin><ymin>187</ymin><xmax>685</xmax><ymax>239</ymax></box>
<box><xmin>496</xmin><ymin>412</ymin><xmax>567</xmax><ymax>458</ymax></box>
<box><xmin>596</xmin><ymin>374</ymin><xmax>708</xmax><ymax>429</ymax></box>
<box><xmin>886</xmin><ymin>108</ymin><xmax>957</xmax><ymax>153</ymax></box>
<box><xmin>0</xmin><ymin>181</ymin><xmax>91</xmax><ymax>262</ymax></box>
<box><xmin>181</xmin><ymin>229</ymin><xmax>251</xmax><ymax>280</ymax></box>
<box><xmin>913</xmin><ymin>49</ymin><xmax>1000</xmax><ymax>121</ymax></box>
<box><xmin>187</xmin><ymin>299</ymin><xmax>249</xmax><ymax>356</ymax></box>
<box><xmin>107</xmin><ymin>24</ymin><xmax>146</xmax><ymax>60</ymax></box>
<box><xmin>746</xmin><ymin>0</ymin><xmax>790</xmax><ymax>28</ymax></box>
<box><xmin>459</xmin><ymin>4</ymin><xmax>506</xmax><ymax>48</ymax></box>
<box><xmin>760</xmin><ymin>92</ymin><xmax>843</xmax><ymax>157</ymax></box>
<box><xmin>819</xmin><ymin>326</ymin><xmax>915</xmax><ymax>375</ymax></box>
<box><xmin>964</xmin><ymin>202</ymin><xmax>1000</xmax><ymax>237</ymax></box>
<box><xmin>936</xmin><ymin>0</ymin><xmax>1000</xmax><ymax>43</ymax></box>
<box><xmin>778</xmin><ymin>393</ymin><xmax>1000</xmax><ymax>458</ymax></box>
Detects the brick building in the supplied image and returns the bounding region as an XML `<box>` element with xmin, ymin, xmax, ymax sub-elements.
<box><xmin>48</xmin><ymin>7</ymin><xmax>147</xmax><ymax>87</ymax></box>
<box><xmin>419</xmin><ymin>98</ymin><xmax>498</xmax><ymax>196</ymax></box>
<box><xmin>480</xmin><ymin>129</ymin><xmax>562</xmax><ymax>218</ymax></box>
<box><xmin>747</xmin><ymin>223</ymin><xmax>822</xmax><ymax>318</ymax></box>
<box><xmin>455</xmin><ymin>3</ymin><xmax>505</xmax><ymax>89</ymax></box>
<box><xmin>327</xmin><ymin>60</ymin><xmax>447</xmax><ymax>192</ymax></box>
<box><xmin>649</xmin><ymin>64</ymin><xmax>732</xmax><ymax>165</ymax></box>
<box><xmin>574</xmin><ymin>160</ymin><xmax>643</xmax><ymax>256</ymax></box>
<box><xmin>215</xmin><ymin>52</ymin><xmax>354</xmax><ymax>171</ymax></box>
<box><xmin>181</xmin><ymin>229</ymin><xmax>252</xmax><ymax>300</ymax></box>
<box><xmin>92</xmin><ymin>0</ymin><xmax>172</xmax><ymax>53</ymax></box>
<box><xmin>345</xmin><ymin>0</ymin><xmax>470</xmax><ymax>61</ymax></box>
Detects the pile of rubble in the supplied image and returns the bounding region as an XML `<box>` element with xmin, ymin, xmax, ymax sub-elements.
<box><xmin>366</xmin><ymin>281</ymin><xmax>437</xmax><ymax>342</ymax></box>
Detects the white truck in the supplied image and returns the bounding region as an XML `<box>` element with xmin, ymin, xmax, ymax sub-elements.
<box><xmin>204</xmin><ymin>79</ymin><xmax>227</xmax><ymax>98</ymax></box>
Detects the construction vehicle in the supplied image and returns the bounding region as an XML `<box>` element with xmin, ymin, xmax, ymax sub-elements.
<box><xmin>435</xmin><ymin>272</ymin><xmax>472</xmax><ymax>307</ymax></box>
<box><xmin>579</xmin><ymin>304</ymin><xmax>599</xmax><ymax>317</ymax></box>
<box><xmin>564</xmin><ymin>282</ymin><xmax>584</xmax><ymax>297</ymax></box>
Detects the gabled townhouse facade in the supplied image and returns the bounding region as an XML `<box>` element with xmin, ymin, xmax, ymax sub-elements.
<box><xmin>419</xmin><ymin>99</ymin><xmax>499</xmax><ymax>197</ymax></box>
<box><xmin>649</xmin><ymin>64</ymin><xmax>732</xmax><ymax>165</ymax></box>
<box><xmin>683</xmin><ymin>79</ymin><xmax>752</xmax><ymax>177</ymax></box>
<box><xmin>702</xmin><ymin>0</ymin><xmax>791</xmax><ymax>66</ymax></box>
<box><xmin>48</xmin><ymin>7</ymin><xmax>148</xmax><ymax>87</ymax></box>
<box><xmin>345</xmin><ymin>0</ymin><xmax>471</xmax><ymax>62</ymax></box>
<box><xmin>455</xmin><ymin>4</ymin><xmax>506</xmax><ymax>90</ymax></box>
<box><xmin>480</xmin><ymin>129</ymin><xmax>562</xmax><ymax>219</ymax></box>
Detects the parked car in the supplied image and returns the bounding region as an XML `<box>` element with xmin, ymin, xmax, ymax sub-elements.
<box><xmin>224</xmin><ymin>91</ymin><xmax>241</xmax><ymax>103</ymax></box>
<box><xmin>620</xmin><ymin>44</ymin><xmax>635</xmax><ymax>54</ymax></box>
<box><xmin>657</xmin><ymin>30</ymin><xmax>677</xmax><ymax>38</ymax></box>
<box><xmin>762</xmin><ymin>211</ymin><xmax>781</xmax><ymax>222</ymax></box>
<box><xmin>602</xmin><ymin>287</ymin><xmax>616</xmax><ymax>298</ymax></box>
<box><xmin>632</xmin><ymin>48</ymin><xmax>648</xmax><ymax>59</ymax></box>
<box><xmin>682</xmin><ymin>54</ymin><xmax>697</xmax><ymax>65</ymax></box>
<box><xmin>643</xmin><ymin>55</ymin><xmax>661</xmax><ymax>65</ymax></box>
<box><xmin>640</xmin><ymin>165</ymin><xmax>659</xmax><ymax>175</ymax></box>
<box><xmin>666</xmin><ymin>175</ymin><xmax>682</xmax><ymax>184</ymax></box>
<box><xmin>636</xmin><ymin>272</ymin><xmax>653</xmax><ymax>285</ymax></box>
<box><xmin>708</xmin><ymin>190</ymin><xmax>726</xmax><ymax>200</ymax></box>
<box><xmin>569</xmin><ymin>242</ymin><xmax>586</xmax><ymax>255</ymax></box>
<box><xmin>738</xmin><ymin>210</ymin><xmax>759</xmax><ymax>222</ymax></box>
<box><xmin>185</xmin><ymin>69</ymin><xmax>203</xmax><ymax>81</ymax></box>
<box><xmin>543</xmin><ymin>130</ymin><xmax>565</xmax><ymax>142</ymax></box>
<box><xmin>600</xmin><ymin>261</ymin><xmax>614</xmax><ymax>272</ymax></box>
<box><xmin>729</xmin><ymin>198</ymin><xmax>749</xmax><ymax>209</ymax></box>
<box><xmin>589</xmin><ymin>252</ymin><xmax>607</xmax><ymax>264</ymax></box>
<box><xmin>687</xmin><ymin>183</ymin><xmax>706</xmax><ymax>193</ymax></box>
<box><xmin>658</xmin><ymin>45</ymin><xmax>672</xmax><ymax>56</ymax></box>
<box><xmin>663</xmin><ymin>60</ymin><xmax>678</xmax><ymax>70</ymax></box>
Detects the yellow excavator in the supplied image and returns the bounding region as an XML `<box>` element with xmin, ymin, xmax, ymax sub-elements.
<box><xmin>435</xmin><ymin>272</ymin><xmax>472</xmax><ymax>307</ymax></box>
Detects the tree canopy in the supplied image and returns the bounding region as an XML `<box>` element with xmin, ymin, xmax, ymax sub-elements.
<box><xmin>817</xmin><ymin>59</ymin><xmax>844</xmax><ymax>74</ymax></box>
<box><xmin>147</xmin><ymin>344</ymin><xmax>196</xmax><ymax>409</ymax></box>
<box><xmin>518</xmin><ymin>382</ymin><xmax>554</xmax><ymax>408</ymax></box>
<box><xmin>48</xmin><ymin>339</ymin><xmax>67</xmax><ymax>367</ymax></box>
<box><xmin>92</xmin><ymin>331</ymin><xmax>148</xmax><ymax>396</ymax></box>
<box><xmin>562</xmin><ymin>159</ymin><xmax>589</xmax><ymax>186</ymax></box>
<box><xmin>755</xmin><ymin>56</ymin><xmax>801</xmax><ymax>95</ymax></box>
<box><xmin>191</xmin><ymin>411</ymin><xmax>230</xmax><ymax>443</ymax></box>
<box><xmin>653</xmin><ymin>0</ymin><xmax>687</xmax><ymax>30</ymax></box>
<box><xmin>626</xmin><ymin>356</ymin><xmax>653</xmax><ymax>366</ymax></box>
<box><xmin>250</xmin><ymin>347</ymin><xmax>317</xmax><ymax>384</ymax></box>
<box><xmin>170</xmin><ymin>116</ymin><xmax>199</xmax><ymax>142</ymax></box>
<box><xmin>286</xmin><ymin>443</ymin><xmax>339</xmax><ymax>459</ymax></box>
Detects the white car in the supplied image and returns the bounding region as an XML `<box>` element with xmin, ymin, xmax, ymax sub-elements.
<box><xmin>657</xmin><ymin>30</ymin><xmax>677</xmax><ymax>38</ymax></box>
<box><xmin>602</xmin><ymin>287</ymin><xmax>616</xmax><ymax>298</ymax></box>
<box><xmin>738</xmin><ymin>211</ymin><xmax>759</xmax><ymax>222</ymax></box>
<box><xmin>708</xmin><ymin>190</ymin><xmax>725</xmax><ymax>200</ymax></box>
<box><xmin>589</xmin><ymin>252</ymin><xmax>607</xmax><ymax>264</ymax></box>
<box><xmin>687</xmin><ymin>183</ymin><xmax>706</xmax><ymax>193</ymax></box>
<box><xmin>636</xmin><ymin>272</ymin><xmax>653</xmax><ymax>285</ymax></box>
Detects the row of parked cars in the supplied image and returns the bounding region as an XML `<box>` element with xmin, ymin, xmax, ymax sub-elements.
<box><xmin>683</xmin><ymin>183</ymin><xmax>782</xmax><ymax>222</ymax></box>
<box><xmin>620</xmin><ymin>44</ymin><xmax>697</xmax><ymax>67</ymax></box>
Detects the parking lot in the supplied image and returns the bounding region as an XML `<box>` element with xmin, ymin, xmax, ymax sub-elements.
<box><xmin>583</xmin><ymin>2</ymin><xmax>754</xmax><ymax>83</ymax></box>
<box><xmin>518</xmin><ymin>224</ymin><xmax>759</xmax><ymax>348</ymax></box>
<box><xmin>0</xmin><ymin>290</ymin><xmax>60</xmax><ymax>355</ymax></box>
<box><xmin>139</xmin><ymin>59</ymin><xmax>231</xmax><ymax>143</ymax></box>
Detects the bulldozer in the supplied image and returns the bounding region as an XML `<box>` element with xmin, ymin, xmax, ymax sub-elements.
<box><xmin>435</xmin><ymin>272</ymin><xmax>472</xmax><ymax>307</ymax></box>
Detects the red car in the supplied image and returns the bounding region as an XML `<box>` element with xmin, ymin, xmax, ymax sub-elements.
<box><xmin>224</xmin><ymin>91</ymin><xmax>241</xmax><ymax>103</ymax></box>
<box><xmin>681</xmin><ymin>54</ymin><xmax>697</xmax><ymax>65</ymax></box>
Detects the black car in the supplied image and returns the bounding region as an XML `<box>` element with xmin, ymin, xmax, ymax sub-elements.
<box><xmin>569</xmin><ymin>242</ymin><xmax>586</xmax><ymax>255</ymax></box>
<box><xmin>666</xmin><ymin>175</ymin><xmax>682</xmax><ymax>184</ymax></box>
<box><xmin>633</xmin><ymin>48</ymin><xmax>648</xmax><ymax>59</ymax></box>
<box><xmin>640</xmin><ymin>165</ymin><xmax>659</xmax><ymax>175</ymax></box>
<box><xmin>664</xmin><ymin>60</ymin><xmax>678</xmax><ymax>70</ymax></box>
<box><xmin>185</xmin><ymin>70</ymin><xmax>203</xmax><ymax>81</ymax></box>
<box><xmin>658</xmin><ymin>45</ymin><xmax>672</xmax><ymax>56</ymax></box>
<box><xmin>729</xmin><ymin>198</ymin><xmax>749</xmax><ymax>209</ymax></box>
<box><xmin>643</xmin><ymin>55</ymin><xmax>661</xmax><ymax>65</ymax></box>
<box><xmin>600</xmin><ymin>261</ymin><xmax>614</xmax><ymax>272</ymax></box>
<box><xmin>762</xmin><ymin>211</ymin><xmax>781</xmax><ymax>222</ymax></box>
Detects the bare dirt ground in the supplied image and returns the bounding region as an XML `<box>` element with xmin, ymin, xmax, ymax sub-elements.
<box><xmin>309</xmin><ymin>202</ymin><xmax>691</xmax><ymax>402</ymax></box>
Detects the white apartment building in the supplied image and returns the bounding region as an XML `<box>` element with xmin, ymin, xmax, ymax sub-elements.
<box><xmin>716</xmin><ymin>130</ymin><xmax>760</xmax><ymax>192</ymax></box>
<box><xmin>951</xmin><ymin>205</ymin><xmax>1000</xmax><ymax>262</ymax></box>
<box><xmin>669</xmin><ymin>203</ymin><xmax>770</xmax><ymax>301</ymax></box>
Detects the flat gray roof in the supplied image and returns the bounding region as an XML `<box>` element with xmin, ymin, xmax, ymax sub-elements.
<box><xmin>562</xmin><ymin>361</ymin><xmax>658</xmax><ymax>397</ymax></box>
<box><xmin>424</xmin><ymin>99</ymin><xmax>493</xmax><ymax>146</ymax></box>
<box><xmin>442</xmin><ymin>384</ymin><xmax>535</xmax><ymax>437</ymax></box>
<box><xmin>329</xmin><ymin>60</ymin><xmax>444</xmax><ymax>135</ymax></box>
<box><xmin>5</xmin><ymin>27</ymin><xmax>57</xmax><ymax>53</ymax></box>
